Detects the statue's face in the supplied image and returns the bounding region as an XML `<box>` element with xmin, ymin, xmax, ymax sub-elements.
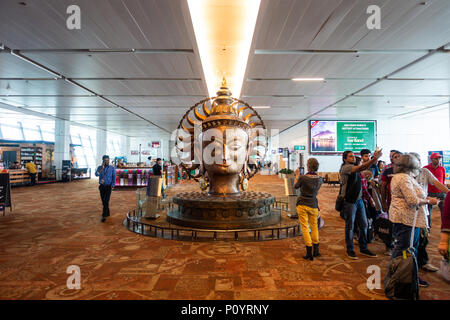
<box><xmin>202</xmin><ymin>126</ymin><xmax>249</xmax><ymax>176</ymax></box>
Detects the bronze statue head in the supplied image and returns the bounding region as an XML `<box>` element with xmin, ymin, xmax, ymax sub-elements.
<box><xmin>175</xmin><ymin>80</ymin><xmax>267</xmax><ymax>195</ymax></box>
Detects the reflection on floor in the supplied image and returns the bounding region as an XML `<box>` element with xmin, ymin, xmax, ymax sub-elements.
<box><xmin>0</xmin><ymin>175</ymin><xmax>449</xmax><ymax>300</ymax></box>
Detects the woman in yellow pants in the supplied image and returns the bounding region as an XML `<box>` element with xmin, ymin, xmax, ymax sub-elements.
<box><xmin>294</xmin><ymin>158</ymin><xmax>323</xmax><ymax>261</ymax></box>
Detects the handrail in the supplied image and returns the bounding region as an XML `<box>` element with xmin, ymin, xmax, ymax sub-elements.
<box><xmin>124</xmin><ymin>208</ymin><xmax>301</xmax><ymax>241</ymax></box>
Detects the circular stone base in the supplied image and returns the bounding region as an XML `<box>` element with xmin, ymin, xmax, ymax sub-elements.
<box><xmin>167</xmin><ymin>191</ymin><xmax>279</xmax><ymax>229</ymax></box>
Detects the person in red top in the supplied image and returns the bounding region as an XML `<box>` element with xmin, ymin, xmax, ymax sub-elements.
<box><xmin>438</xmin><ymin>194</ymin><xmax>450</xmax><ymax>259</ymax></box>
<box><xmin>424</xmin><ymin>153</ymin><xmax>447</xmax><ymax>227</ymax></box>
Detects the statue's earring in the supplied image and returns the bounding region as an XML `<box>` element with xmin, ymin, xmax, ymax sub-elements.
<box><xmin>241</xmin><ymin>176</ymin><xmax>249</xmax><ymax>191</ymax></box>
<box><xmin>240</xmin><ymin>165</ymin><xmax>249</xmax><ymax>191</ymax></box>
<box><xmin>199</xmin><ymin>177</ymin><xmax>208</xmax><ymax>191</ymax></box>
<box><xmin>199</xmin><ymin>164</ymin><xmax>208</xmax><ymax>191</ymax></box>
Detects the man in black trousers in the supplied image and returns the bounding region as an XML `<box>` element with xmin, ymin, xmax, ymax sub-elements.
<box><xmin>95</xmin><ymin>155</ymin><xmax>116</xmax><ymax>222</ymax></box>
<box><xmin>152</xmin><ymin>158</ymin><xmax>164</xmax><ymax>198</ymax></box>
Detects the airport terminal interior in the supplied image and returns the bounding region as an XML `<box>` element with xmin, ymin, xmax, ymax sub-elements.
<box><xmin>0</xmin><ymin>0</ymin><xmax>450</xmax><ymax>300</ymax></box>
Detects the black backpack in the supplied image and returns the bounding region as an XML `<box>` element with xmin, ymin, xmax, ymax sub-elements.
<box><xmin>384</xmin><ymin>211</ymin><xmax>420</xmax><ymax>300</ymax></box>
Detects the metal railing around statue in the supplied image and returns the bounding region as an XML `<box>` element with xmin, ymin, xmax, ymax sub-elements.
<box><xmin>123</xmin><ymin>196</ymin><xmax>302</xmax><ymax>242</ymax></box>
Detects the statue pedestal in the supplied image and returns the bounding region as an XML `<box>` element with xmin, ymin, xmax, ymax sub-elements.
<box><xmin>167</xmin><ymin>191</ymin><xmax>280</xmax><ymax>230</ymax></box>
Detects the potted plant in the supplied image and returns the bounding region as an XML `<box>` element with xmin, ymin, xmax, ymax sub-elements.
<box><xmin>279</xmin><ymin>168</ymin><xmax>294</xmax><ymax>179</ymax></box>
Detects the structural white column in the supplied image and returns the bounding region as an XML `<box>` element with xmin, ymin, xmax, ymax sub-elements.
<box><xmin>124</xmin><ymin>136</ymin><xmax>130</xmax><ymax>160</ymax></box>
<box><xmin>96</xmin><ymin>129</ymin><xmax>107</xmax><ymax>165</ymax></box>
<box><xmin>54</xmin><ymin>119</ymin><xmax>71</xmax><ymax>180</ymax></box>
<box><xmin>161</xmin><ymin>137</ymin><xmax>171</xmax><ymax>161</ymax></box>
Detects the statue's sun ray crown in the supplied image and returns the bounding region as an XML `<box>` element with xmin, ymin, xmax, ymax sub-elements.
<box><xmin>175</xmin><ymin>78</ymin><xmax>268</xmax><ymax>186</ymax></box>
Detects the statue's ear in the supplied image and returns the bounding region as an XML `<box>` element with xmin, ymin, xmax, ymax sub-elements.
<box><xmin>245</xmin><ymin>135</ymin><xmax>250</xmax><ymax>162</ymax></box>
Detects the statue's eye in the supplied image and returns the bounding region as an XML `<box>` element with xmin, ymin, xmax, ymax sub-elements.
<box><xmin>230</xmin><ymin>143</ymin><xmax>242</xmax><ymax>150</ymax></box>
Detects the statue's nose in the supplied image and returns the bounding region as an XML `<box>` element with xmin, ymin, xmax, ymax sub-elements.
<box><xmin>222</xmin><ymin>143</ymin><xmax>227</xmax><ymax>164</ymax></box>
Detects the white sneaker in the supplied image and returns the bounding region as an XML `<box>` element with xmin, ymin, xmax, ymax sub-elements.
<box><xmin>422</xmin><ymin>263</ymin><xmax>439</xmax><ymax>272</ymax></box>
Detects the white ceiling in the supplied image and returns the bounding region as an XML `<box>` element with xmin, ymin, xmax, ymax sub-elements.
<box><xmin>0</xmin><ymin>0</ymin><xmax>449</xmax><ymax>137</ymax></box>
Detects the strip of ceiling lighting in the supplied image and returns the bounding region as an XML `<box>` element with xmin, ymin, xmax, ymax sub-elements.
<box><xmin>187</xmin><ymin>0</ymin><xmax>261</xmax><ymax>98</ymax></box>
<box><xmin>292</xmin><ymin>78</ymin><xmax>324</xmax><ymax>81</ymax></box>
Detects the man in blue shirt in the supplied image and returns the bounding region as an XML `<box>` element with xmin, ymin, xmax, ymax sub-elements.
<box><xmin>95</xmin><ymin>155</ymin><xmax>116</xmax><ymax>222</ymax></box>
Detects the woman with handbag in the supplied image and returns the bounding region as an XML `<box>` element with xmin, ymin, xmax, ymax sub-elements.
<box><xmin>388</xmin><ymin>154</ymin><xmax>438</xmax><ymax>287</ymax></box>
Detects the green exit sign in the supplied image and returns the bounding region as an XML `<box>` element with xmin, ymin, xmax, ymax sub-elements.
<box><xmin>294</xmin><ymin>145</ymin><xmax>305</xmax><ymax>151</ymax></box>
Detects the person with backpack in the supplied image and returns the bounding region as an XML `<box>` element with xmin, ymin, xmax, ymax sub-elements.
<box><xmin>388</xmin><ymin>154</ymin><xmax>439</xmax><ymax>288</ymax></box>
<box><xmin>339</xmin><ymin>148</ymin><xmax>382</xmax><ymax>259</ymax></box>
<box><xmin>294</xmin><ymin>158</ymin><xmax>323</xmax><ymax>261</ymax></box>
<box><xmin>380</xmin><ymin>150</ymin><xmax>403</xmax><ymax>255</ymax></box>
<box><xmin>438</xmin><ymin>194</ymin><xmax>450</xmax><ymax>258</ymax></box>
<box><xmin>438</xmin><ymin>194</ymin><xmax>450</xmax><ymax>281</ymax></box>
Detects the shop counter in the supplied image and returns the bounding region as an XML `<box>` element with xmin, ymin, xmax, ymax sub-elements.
<box><xmin>8</xmin><ymin>169</ymin><xmax>33</xmax><ymax>186</ymax></box>
<box><xmin>71</xmin><ymin>168</ymin><xmax>91</xmax><ymax>180</ymax></box>
<box><xmin>114</xmin><ymin>166</ymin><xmax>179</xmax><ymax>188</ymax></box>
<box><xmin>115</xmin><ymin>168</ymin><xmax>155</xmax><ymax>187</ymax></box>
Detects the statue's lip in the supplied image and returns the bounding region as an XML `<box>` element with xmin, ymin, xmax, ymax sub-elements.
<box><xmin>216</xmin><ymin>163</ymin><xmax>231</xmax><ymax>167</ymax></box>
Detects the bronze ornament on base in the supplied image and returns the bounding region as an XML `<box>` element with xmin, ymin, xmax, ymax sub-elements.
<box><xmin>167</xmin><ymin>79</ymin><xmax>280</xmax><ymax>230</ymax></box>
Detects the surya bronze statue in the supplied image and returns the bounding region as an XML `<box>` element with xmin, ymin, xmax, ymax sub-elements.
<box><xmin>167</xmin><ymin>79</ymin><xmax>279</xmax><ymax>229</ymax></box>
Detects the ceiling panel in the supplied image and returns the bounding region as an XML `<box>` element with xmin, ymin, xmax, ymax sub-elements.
<box><xmin>263</xmin><ymin>120</ymin><xmax>301</xmax><ymax>131</ymax></box>
<box><xmin>74</xmin><ymin>79</ymin><xmax>206</xmax><ymax>96</ymax></box>
<box><xmin>0</xmin><ymin>53</ymin><xmax>54</xmax><ymax>78</ymax></box>
<box><xmin>243</xmin><ymin>79</ymin><xmax>373</xmax><ymax>96</ymax></box>
<box><xmin>63</xmin><ymin>114</ymin><xmax>140</xmax><ymax>121</ymax></box>
<box><xmin>106</xmin><ymin>95</ymin><xmax>206</xmax><ymax>107</ymax></box>
<box><xmin>25</xmin><ymin>107</ymin><xmax>117</xmax><ymax>115</ymax></box>
<box><xmin>312</xmin><ymin>112</ymin><xmax>393</xmax><ymax>119</ymax></box>
<box><xmin>127</xmin><ymin>107</ymin><xmax>190</xmax><ymax>116</ymax></box>
<box><xmin>0</xmin><ymin>79</ymin><xmax>88</xmax><ymax>95</ymax></box>
<box><xmin>254</xmin><ymin>0</ymin><xmax>450</xmax><ymax>50</ymax></box>
<box><xmin>333</xmin><ymin>105</ymin><xmax>404</xmax><ymax>115</ymax></box>
<box><xmin>1</xmin><ymin>95</ymin><xmax>114</xmax><ymax>107</ymax></box>
<box><xmin>357</xmin><ymin>79</ymin><xmax>450</xmax><ymax>96</ymax></box>
<box><xmin>242</xmin><ymin>95</ymin><xmax>338</xmax><ymax>108</ymax></box>
<box><xmin>394</xmin><ymin>53</ymin><xmax>450</xmax><ymax>79</ymax></box>
<box><xmin>22</xmin><ymin>52</ymin><xmax>202</xmax><ymax>78</ymax></box>
<box><xmin>247</xmin><ymin>53</ymin><xmax>424</xmax><ymax>78</ymax></box>
<box><xmin>0</xmin><ymin>0</ymin><xmax>192</xmax><ymax>49</ymax></box>
<box><xmin>333</xmin><ymin>95</ymin><xmax>450</xmax><ymax>108</ymax></box>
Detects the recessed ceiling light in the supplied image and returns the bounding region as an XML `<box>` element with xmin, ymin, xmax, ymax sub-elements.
<box><xmin>291</xmin><ymin>78</ymin><xmax>324</xmax><ymax>81</ymax></box>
